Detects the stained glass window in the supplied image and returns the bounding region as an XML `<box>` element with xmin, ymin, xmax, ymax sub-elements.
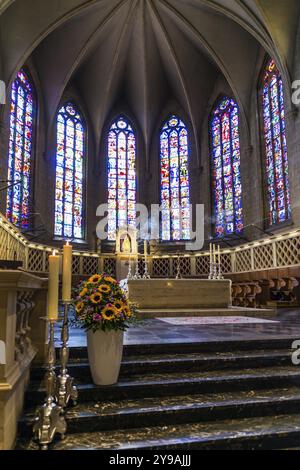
<box><xmin>107</xmin><ymin>117</ymin><xmax>136</xmax><ymax>241</ymax></box>
<box><xmin>260</xmin><ymin>59</ymin><xmax>291</xmax><ymax>225</ymax></box>
<box><xmin>6</xmin><ymin>68</ymin><xmax>35</xmax><ymax>229</ymax></box>
<box><xmin>55</xmin><ymin>102</ymin><xmax>85</xmax><ymax>239</ymax></box>
<box><xmin>210</xmin><ymin>97</ymin><xmax>243</xmax><ymax>237</ymax></box>
<box><xmin>160</xmin><ymin>115</ymin><xmax>191</xmax><ymax>241</ymax></box>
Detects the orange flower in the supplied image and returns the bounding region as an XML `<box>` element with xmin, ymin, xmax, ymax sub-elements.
<box><xmin>104</xmin><ymin>276</ymin><xmax>118</xmax><ymax>284</ymax></box>
<box><xmin>90</xmin><ymin>292</ymin><xmax>103</xmax><ymax>304</ymax></box>
<box><xmin>76</xmin><ymin>301</ymin><xmax>84</xmax><ymax>313</ymax></box>
<box><xmin>80</xmin><ymin>287</ymin><xmax>88</xmax><ymax>297</ymax></box>
<box><xmin>122</xmin><ymin>306</ymin><xmax>132</xmax><ymax>318</ymax></box>
<box><xmin>98</xmin><ymin>284</ymin><xmax>111</xmax><ymax>294</ymax></box>
<box><xmin>102</xmin><ymin>305</ymin><xmax>118</xmax><ymax>321</ymax></box>
<box><xmin>88</xmin><ymin>274</ymin><xmax>102</xmax><ymax>284</ymax></box>
<box><xmin>113</xmin><ymin>300</ymin><xmax>124</xmax><ymax>311</ymax></box>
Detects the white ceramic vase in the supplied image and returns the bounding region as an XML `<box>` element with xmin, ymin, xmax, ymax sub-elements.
<box><xmin>87</xmin><ymin>329</ymin><xmax>124</xmax><ymax>385</ymax></box>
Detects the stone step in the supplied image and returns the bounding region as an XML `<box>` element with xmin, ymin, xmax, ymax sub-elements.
<box><xmin>19</xmin><ymin>387</ymin><xmax>300</xmax><ymax>437</ymax></box>
<box><xmin>64</xmin><ymin>337</ymin><xmax>296</xmax><ymax>360</ymax></box>
<box><xmin>24</xmin><ymin>366</ymin><xmax>300</xmax><ymax>406</ymax></box>
<box><xmin>17</xmin><ymin>413</ymin><xmax>300</xmax><ymax>450</ymax></box>
<box><xmin>32</xmin><ymin>349</ymin><xmax>292</xmax><ymax>381</ymax></box>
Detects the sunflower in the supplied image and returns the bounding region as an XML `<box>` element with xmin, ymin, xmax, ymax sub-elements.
<box><xmin>79</xmin><ymin>287</ymin><xmax>88</xmax><ymax>297</ymax></box>
<box><xmin>90</xmin><ymin>292</ymin><xmax>103</xmax><ymax>304</ymax></box>
<box><xmin>113</xmin><ymin>300</ymin><xmax>125</xmax><ymax>311</ymax></box>
<box><xmin>98</xmin><ymin>284</ymin><xmax>111</xmax><ymax>294</ymax></box>
<box><xmin>122</xmin><ymin>306</ymin><xmax>132</xmax><ymax>318</ymax></box>
<box><xmin>75</xmin><ymin>301</ymin><xmax>84</xmax><ymax>313</ymax></box>
<box><xmin>104</xmin><ymin>276</ymin><xmax>118</xmax><ymax>284</ymax></box>
<box><xmin>102</xmin><ymin>304</ymin><xmax>118</xmax><ymax>321</ymax></box>
<box><xmin>88</xmin><ymin>274</ymin><xmax>102</xmax><ymax>284</ymax></box>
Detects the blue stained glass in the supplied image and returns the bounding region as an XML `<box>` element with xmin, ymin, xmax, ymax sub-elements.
<box><xmin>54</xmin><ymin>103</ymin><xmax>85</xmax><ymax>239</ymax></box>
<box><xmin>261</xmin><ymin>59</ymin><xmax>291</xmax><ymax>226</ymax></box>
<box><xmin>160</xmin><ymin>115</ymin><xmax>191</xmax><ymax>241</ymax></box>
<box><xmin>6</xmin><ymin>69</ymin><xmax>35</xmax><ymax>229</ymax></box>
<box><xmin>107</xmin><ymin>117</ymin><xmax>136</xmax><ymax>241</ymax></box>
<box><xmin>210</xmin><ymin>97</ymin><xmax>243</xmax><ymax>237</ymax></box>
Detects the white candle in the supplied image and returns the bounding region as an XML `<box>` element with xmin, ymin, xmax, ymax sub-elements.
<box><xmin>62</xmin><ymin>241</ymin><xmax>72</xmax><ymax>301</ymax></box>
<box><xmin>209</xmin><ymin>243</ymin><xmax>212</xmax><ymax>263</ymax></box>
<box><xmin>144</xmin><ymin>240</ymin><xmax>147</xmax><ymax>257</ymax></box>
<box><xmin>213</xmin><ymin>244</ymin><xmax>216</xmax><ymax>264</ymax></box>
<box><xmin>218</xmin><ymin>245</ymin><xmax>221</xmax><ymax>266</ymax></box>
<box><xmin>48</xmin><ymin>250</ymin><xmax>60</xmax><ymax>321</ymax></box>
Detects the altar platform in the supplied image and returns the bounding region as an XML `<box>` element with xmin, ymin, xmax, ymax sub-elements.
<box><xmin>127</xmin><ymin>279</ymin><xmax>275</xmax><ymax>318</ymax></box>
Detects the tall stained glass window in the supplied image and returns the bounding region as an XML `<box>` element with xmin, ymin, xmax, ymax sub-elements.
<box><xmin>160</xmin><ymin>115</ymin><xmax>191</xmax><ymax>241</ymax></box>
<box><xmin>210</xmin><ymin>97</ymin><xmax>243</xmax><ymax>237</ymax></box>
<box><xmin>55</xmin><ymin>102</ymin><xmax>85</xmax><ymax>239</ymax></box>
<box><xmin>6</xmin><ymin>68</ymin><xmax>35</xmax><ymax>229</ymax></box>
<box><xmin>260</xmin><ymin>59</ymin><xmax>291</xmax><ymax>225</ymax></box>
<box><xmin>107</xmin><ymin>117</ymin><xmax>136</xmax><ymax>240</ymax></box>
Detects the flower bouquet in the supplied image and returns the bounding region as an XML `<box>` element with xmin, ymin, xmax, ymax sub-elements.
<box><xmin>73</xmin><ymin>274</ymin><xmax>137</xmax><ymax>385</ymax></box>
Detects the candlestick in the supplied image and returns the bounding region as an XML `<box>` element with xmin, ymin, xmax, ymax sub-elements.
<box><xmin>62</xmin><ymin>241</ymin><xmax>72</xmax><ymax>302</ymax></box>
<box><xmin>33</xmin><ymin>319</ymin><xmax>66</xmax><ymax>449</ymax></box>
<box><xmin>56</xmin><ymin>301</ymin><xmax>78</xmax><ymax>409</ymax></box>
<box><xmin>48</xmin><ymin>250</ymin><xmax>60</xmax><ymax>321</ymax></box>
<box><xmin>143</xmin><ymin>244</ymin><xmax>150</xmax><ymax>280</ymax></box>
<box><xmin>127</xmin><ymin>254</ymin><xmax>133</xmax><ymax>280</ymax></box>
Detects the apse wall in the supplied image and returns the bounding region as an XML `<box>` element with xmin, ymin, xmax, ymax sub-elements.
<box><xmin>1</xmin><ymin>0</ymin><xmax>300</xmax><ymax>250</ymax></box>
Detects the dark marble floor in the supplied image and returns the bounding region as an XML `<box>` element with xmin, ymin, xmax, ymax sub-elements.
<box><xmin>59</xmin><ymin>309</ymin><xmax>300</xmax><ymax>347</ymax></box>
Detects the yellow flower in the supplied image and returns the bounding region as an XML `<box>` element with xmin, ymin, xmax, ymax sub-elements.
<box><xmin>76</xmin><ymin>301</ymin><xmax>84</xmax><ymax>313</ymax></box>
<box><xmin>90</xmin><ymin>292</ymin><xmax>103</xmax><ymax>304</ymax></box>
<box><xmin>113</xmin><ymin>300</ymin><xmax>125</xmax><ymax>311</ymax></box>
<box><xmin>122</xmin><ymin>306</ymin><xmax>132</xmax><ymax>318</ymax></box>
<box><xmin>98</xmin><ymin>284</ymin><xmax>111</xmax><ymax>294</ymax></box>
<box><xmin>104</xmin><ymin>276</ymin><xmax>118</xmax><ymax>284</ymax></box>
<box><xmin>88</xmin><ymin>274</ymin><xmax>102</xmax><ymax>284</ymax></box>
<box><xmin>102</xmin><ymin>305</ymin><xmax>118</xmax><ymax>321</ymax></box>
<box><xmin>80</xmin><ymin>287</ymin><xmax>88</xmax><ymax>297</ymax></box>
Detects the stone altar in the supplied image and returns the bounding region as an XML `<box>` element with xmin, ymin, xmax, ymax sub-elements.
<box><xmin>128</xmin><ymin>279</ymin><xmax>232</xmax><ymax>309</ymax></box>
<box><xmin>127</xmin><ymin>279</ymin><xmax>275</xmax><ymax>318</ymax></box>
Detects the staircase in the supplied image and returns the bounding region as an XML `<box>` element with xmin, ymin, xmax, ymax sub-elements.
<box><xmin>17</xmin><ymin>338</ymin><xmax>300</xmax><ymax>450</ymax></box>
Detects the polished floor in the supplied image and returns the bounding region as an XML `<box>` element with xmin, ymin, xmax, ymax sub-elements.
<box><xmin>60</xmin><ymin>308</ymin><xmax>300</xmax><ymax>347</ymax></box>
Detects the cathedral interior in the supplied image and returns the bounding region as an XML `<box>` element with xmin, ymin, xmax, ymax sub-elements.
<box><xmin>2</xmin><ymin>0</ymin><xmax>300</xmax><ymax>452</ymax></box>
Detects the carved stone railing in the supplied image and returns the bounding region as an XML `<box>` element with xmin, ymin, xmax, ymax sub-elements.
<box><xmin>1</xmin><ymin>212</ymin><xmax>300</xmax><ymax>279</ymax></box>
<box><xmin>0</xmin><ymin>271</ymin><xmax>47</xmax><ymax>450</ymax></box>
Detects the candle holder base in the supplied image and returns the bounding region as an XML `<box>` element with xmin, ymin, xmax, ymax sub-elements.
<box><xmin>55</xmin><ymin>301</ymin><xmax>78</xmax><ymax>409</ymax></box>
<box><xmin>33</xmin><ymin>401</ymin><xmax>66</xmax><ymax>450</ymax></box>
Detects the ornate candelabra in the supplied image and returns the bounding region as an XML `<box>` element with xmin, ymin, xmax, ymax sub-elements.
<box><xmin>143</xmin><ymin>254</ymin><xmax>151</xmax><ymax>279</ymax></box>
<box><xmin>208</xmin><ymin>261</ymin><xmax>218</xmax><ymax>279</ymax></box>
<box><xmin>218</xmin><ymin>258</ymin><xmax>224</xmax><ymax>280</ymax></box>
<box><xmin>33</xmin><ymin>320</ymin><xmax>66</xmax><ymax>450</ymax></box>
<box><xmin>132</xmin><ymin>256</ymin><xmax>141</xmax><ymax>280</ymax></box>
<box><xmin>175</xmin><ymin>256</ymin><xmax>182</xmax><ymax>280</ymax></box>
<box><xmin>127</xmin><ymin>257</ymin><xmax>133</xmax><ymax>280</ymax></box>
<box><xmin>55</xmin><ymin>301</ymin><xmax>78</xmax><ymax>409</ymax></box>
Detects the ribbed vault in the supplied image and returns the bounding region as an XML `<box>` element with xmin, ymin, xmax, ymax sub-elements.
<box><xmin>1</xmin><ymin>0</ymin><xmax>300</xmax><ymax>165</ymax></box>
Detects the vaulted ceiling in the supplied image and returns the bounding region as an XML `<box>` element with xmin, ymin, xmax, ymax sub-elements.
<box><xmin>1</xmin><ymin>0</ymin><xmax>300</xmax><ymax>159</ymax></box>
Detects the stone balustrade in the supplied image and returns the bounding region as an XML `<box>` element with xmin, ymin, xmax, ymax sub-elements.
<box><xmin>0</xmin><ymin>271</ymin><xmax>48</xmax><ymax>449</ymax></box>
